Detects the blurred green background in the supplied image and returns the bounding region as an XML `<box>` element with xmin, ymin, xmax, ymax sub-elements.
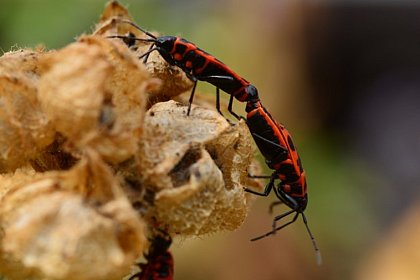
<box><xmin>1</xmin><ymin>1</ymin><xmax>420</xmax><ymax>279</ymax></box>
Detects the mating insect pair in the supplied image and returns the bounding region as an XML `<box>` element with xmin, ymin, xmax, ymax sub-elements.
<box><xmin>108</xmin><ymin>20</ymin><xmax>321</xmax><ymax>263</ymax></box>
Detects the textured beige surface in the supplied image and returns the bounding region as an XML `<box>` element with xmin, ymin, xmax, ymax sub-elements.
<box><xmin>0</xmin><ymin>50</ymin><xmax>55</xmax><ymax>172</ymax></box>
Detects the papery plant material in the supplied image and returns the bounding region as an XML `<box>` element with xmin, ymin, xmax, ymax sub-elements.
<box><xmin>38</xmin><ymin>35</ymin><xmax>154</xmax><ymax>164</ymax></box>
<box><xmin>0</xmin><ymin>48</ymin><xmax>44</xmax><ymax>79</ymax></box>
<box><xmin>97</xmin><ymin>0</ymin><xmax>135</xmax><ymax>26</ymax></box>
<box><xmin>140</xmin><ymin>49</ymin><xmax>194</xmax><ymax>102</ymax></box>
<box><xmin>0</xmin><ymin>49</ymin><xmax>55</xmax><ymax>172</ymax></box>
<box><xmin>0</xmin><ymin>151</ymin><xmax>147</xmax><ymax>280</ymax></box>
<box><xmin>94</xmin><ymin>0</ymin><xmax>141</xmax><ymax>42</ymax></box>
<box><xmin>95</xmin><ymin>0</ymin><xmax>194</xmax><ymax>102</ymax></box>
<box><xmin>127</xmin><ymin>100</ymin><xmax>261</xmax><ymax>235</ymax></box>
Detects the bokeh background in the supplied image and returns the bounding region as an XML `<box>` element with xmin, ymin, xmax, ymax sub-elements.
<box><xmin>1</xmin><ymin>0</ymin><xmax>420</xmax><ymax>279</ymax></box>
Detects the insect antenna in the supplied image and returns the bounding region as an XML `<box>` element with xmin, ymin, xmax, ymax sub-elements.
<box><xmin>138</xmin><ymin>44</ymin><xmax>159</xmax><ymax>63</ymax></box>
<box><xmin>106</xmin><ymin>35</ymin><xmax>157</xmax><ymax>44</ymax></box>
<box><xmin>301</xmin><ymin>213</ymin><xmax>322</xmax><ymax>265</ymax></box>
<box><xmin>119</xmin><ymin>19</ymin><xmax>157</xmax><ymax>39</ymax></box>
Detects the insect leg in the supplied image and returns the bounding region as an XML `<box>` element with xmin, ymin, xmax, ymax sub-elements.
<box><xmin>269</xmin><ymin>201</ymin><xmax>283</xmax><ymax>214</ymax></box>
<box><xmin>244</xmin><ymin>173</ymin><xmax>276</xmax><ymax>196</ymax></box>
<box><xmin>248</xmin><ymin>174</ymin><xmax>272</xmax><ymax>179</ymax></box>
<box><xmin>186</xmin><ymin>80</ymin><xmax>198</xmax><ymax>116</ymax></box>
<box><xmin>250</xmin><ymin>211</ymin><xmax>298</xmax><ymax>241</ymax></box>
<box><xmin>227</xmin><ymin>93</ymin><xmax>241</xmax><ymax>120</ymax></box>
<box><xmin>139</xmin><ymin>44</ymin><xmax>158</xmax><ymax>63</ymax></box>
<box><xmin>215</xmin><ymin>87</ymin><xmax>225</xmax><ymax>117</ymax></box>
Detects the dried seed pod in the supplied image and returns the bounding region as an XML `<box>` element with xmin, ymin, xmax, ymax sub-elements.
<box><xmin>0</xmin><ymin>152</ymin><xmax>147</xmax><ymax>280</ymax></box>
<box><xmin>132</xmin><ymin>100</ymin><xmax>261</xmax><ymax>235</ymax></box>
<box><xmin>0</xmin><ymin>74</ymin><xmax>55</xmax><ymax>172</ymax></box>
<box><xmin>97</xmin><ymin>0</ymin><xmax>134</xmax><ymax>26</ymax></box>
<box><xmin>93</xmin><ymin>1</ymin><xmax>141</xmax><ymax>41</ymax></box>
<box><xmin>37</xmin><ymin>40</ymin><xmax>110</xmax><ymax>141</ymax></box>
<box><xmin>142</xmin><ymin>50</ymin><xmax>194</xmax><ymax>101</ymax></box>
<box><xmin>78</xmin><ymin>36</ymin><xmax>157</xmax><ymax>163</ymax></box>
<box><xmin>0</xmin><ymin>48</ymin><xmax>55</xmax><ymax>173</ymax></box>
<box><xmin>38</xmin><ymin>35</ymin><xmax>152</xmax><ymax>164</ymax></box>
<box><xmin>0</xmin><ymin>48</ymin><xmax>45</xmax><ymax>80</ymax></box>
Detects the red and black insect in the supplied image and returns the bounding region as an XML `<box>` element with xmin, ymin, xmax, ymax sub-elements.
<box><xmin>129</xmin><ymin>232</ymin><xmax>174</xmax><ymax>280</ymax></box>
<box><xmin>244</xmin><ymin>100</ymin><xmax>322</xmax><ymax>264</ymax></box>
<box><xmin>108</xmin><ymin>20</ymin><xmax>259</xmax><ymax>119</ymax></box>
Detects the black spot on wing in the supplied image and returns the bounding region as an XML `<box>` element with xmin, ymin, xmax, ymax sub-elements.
<box><xmin>192</xmin><ymin>53</ymin><xmax>206</xmax><ymax>69</ymax></box>
<box><xmin>175</xmin><ymin>43</ymin><xmax>187</xmax><ymax>55</ymax></box>
<box><xmin>287</xmin><ymin>135</ymin><xmax>296</xmax><ymax>151</ymax></box>
<box><xmin>297</xmin><ymin>157</ymin><xmax>304</xmax><ymax>173</ymax></box>
<box><xmin>291</xmin><ymin>184</ymin><xmax>303</xmax><ymax>194</ymax></box>
<box><xmin>278</xmin><ymin>163</ymin><xmax>300</xmax><ymax>182</ymax></box>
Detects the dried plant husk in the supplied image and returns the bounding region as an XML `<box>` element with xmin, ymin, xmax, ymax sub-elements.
<box><xmin>94</xmin><ymin>0</ymin><xmax>140</xmax><ymax>41</ymax></box>
<box><xmin>141</xmin><ymin>50</ymin><xmax>194</xmax><ymax>101</ymax></box>
<box><xmin>125</xmin><ymin>100</ymin><xmax>261</xmax><ymax>235</ymax></box>
<box><xmin>0</xmin><ymin>49</ymin><xmax>55</xmax><ymax>172</ymax></box>
<box><xmin>38</xmin><ymin>35</ymin><xmax>153</xmax><ymax>164</ymax></box>
<box><xmin>0</xmin><ymin>151</ymin><xmax>147</xmax><ymax>280</ymax></box>
<box><xmin>0</xmin><ymin>48</ymin><xmax>44</xmax><ymax>80</ymax></box>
